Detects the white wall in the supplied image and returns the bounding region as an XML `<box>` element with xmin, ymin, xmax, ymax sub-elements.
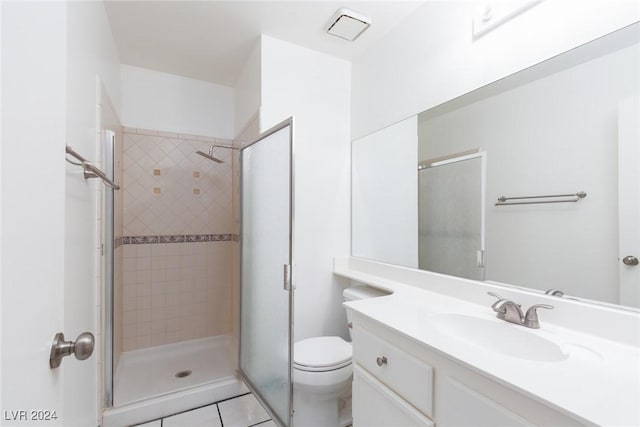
<box><xmin>121</xmin><ymin>65</ymin><xmax>234</xmax><ymax>138</ymax></box>
<box><xmin>234</xmin><ymin>41</ymin><xmax>261</xmax><ymax>137</ymax></box>
<box><xmin>259</xmin><ymin>35</ymin><xmax>352</xmax><ymax>341</ymax></box>
<box><xmin>65</xmin><ymin>1</ymin><xmax>122</xmax><ymax>424</ymax></box>
<box><xmin>352</xmin><ymin>1</ymin><xmax>640</xmax><ymax>139</ymax></box>
<box><xmin>418</xmin><ymin>44</ymin><xmax>639</xmax><ymax>304</ymax></box>
<box><xmin>352</xmin><ymin>116</ymin><xmax>418</xmax><ymax>268</ymax></box>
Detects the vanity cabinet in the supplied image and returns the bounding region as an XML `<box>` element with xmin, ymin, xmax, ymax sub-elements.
<box><xmin>353</xmin><ymin>365</ymin><xmax>434</xmax><ymax>427</ymax></box>
<box><xmin>350</xmin><ymin>316</ymin><xmax>587</xmax><ymax>427</ymax></box>
<box><xmin>353</xmin><ymin>326</ymin><xmax>434</xmax><ymax>417</ymax></box>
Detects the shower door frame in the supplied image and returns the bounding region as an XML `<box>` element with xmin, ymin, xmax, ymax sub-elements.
<box><xmin>238</xmin><ymin>117</ymin><xmax>295</xmax><ymax>427</ymax></box>
<box><xmin>103</xmin><ymin>129</ymin><xmax>116</xmax><ymax>408</ymax></box>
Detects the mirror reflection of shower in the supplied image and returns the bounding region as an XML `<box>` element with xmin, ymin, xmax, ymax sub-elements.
<box><xmin>196</xmin><ymin>145</ymin><xmax>238</xmax><ymax>163</ymax></box>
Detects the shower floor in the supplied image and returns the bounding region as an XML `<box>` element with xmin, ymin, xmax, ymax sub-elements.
<box><xmin>114</xmin><ymin>335</ymin><xmax>236</xmax><ymax>406</ymax></box>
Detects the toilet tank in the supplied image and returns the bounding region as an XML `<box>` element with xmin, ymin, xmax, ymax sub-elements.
<box><xmin>343</xmin><ymin>285</ymin><xmax>389</xmax><ymax>340</ymax></box>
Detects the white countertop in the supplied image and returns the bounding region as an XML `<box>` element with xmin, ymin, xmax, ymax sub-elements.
<box><xmin>337</xmin><ymin>258</ymin><xmax>640</xmax><ymax>426</ymax></box>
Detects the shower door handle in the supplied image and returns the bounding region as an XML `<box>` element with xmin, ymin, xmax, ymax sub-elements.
<box><xmin>283</xmin><ymin>264</ymin><xmax>291</xmax><ymax>290</ymax></box>
<box><xmin>49</xmin><ymin>331</ymin><xmax>95</xmax><ymax>369</ymax></box>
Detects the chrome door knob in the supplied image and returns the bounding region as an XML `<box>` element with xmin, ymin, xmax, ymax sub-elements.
<box><xmin>623</xmin><ymin>256</ymin><xmax>639</xmax><ymax>266</ymax></box>
<box><xmin>49</xmin><ymin>331</ymin><xmax>95</xmax><ymax>369</ymax></box>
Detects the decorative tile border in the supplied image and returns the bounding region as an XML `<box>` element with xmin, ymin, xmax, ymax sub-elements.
<box><xmin>186</xmin><ymin>234</ymin><xmax>209</xmax><ymax>242</ymax></box>
<box><xmin>114</xmin><ymin>237</ymin><xmax>123</xmax><ymax>249</ymax></box>
<box><xmin>122</xmin><ymin>234</ymin><xmax>238</xmax><ymax>245</ymax></box>
<box><xmin>160</xmin><ymin>235</ymin><xmax>185</xmax><ymax>244</ymax></box>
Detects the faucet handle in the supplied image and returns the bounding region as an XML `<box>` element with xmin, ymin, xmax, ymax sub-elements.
<box><xmin>487</xmin><ymin>291</ymin><xmax>503</xmax><ymax>301</ymax></box>
<box><xmin>545</xmin><ymin>289</ymin><xmax>564</xmax><ymax>297</ymax></box>
<box><xmin>487</xmin><ymin>292</ymin><xmax>521</xmax><ymax>309</ymax></box>
<box><xmin>487</xmin><ymin>292</ymin><xmax>505</xmax><ymax>311</ymax></box>
<box><xmin>524</xmin><ymin>304</ymin><xmax>553</xmax><ymax>329</ymax></box>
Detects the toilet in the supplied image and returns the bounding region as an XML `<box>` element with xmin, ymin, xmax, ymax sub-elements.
<box><xmin>293</xmin><ymin>286</ymin><xmax>388</xmax><ymax>427</ymax></box>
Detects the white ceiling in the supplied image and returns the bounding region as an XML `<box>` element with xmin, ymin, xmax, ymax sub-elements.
<box><xmin>104</xmin><ymin>1</ymin><xmax>425</xmax><ymax>87</ymax></box>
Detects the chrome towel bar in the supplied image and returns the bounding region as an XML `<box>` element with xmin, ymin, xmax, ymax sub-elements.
<box><xmin>495</xmin><ymin>191</ymin><xmax>586</xmax><ymax>206</ymax></box>
<box><xmin>65</xmin><ymin>145</ymin><xmax>120</xmax><ymax>190</ymax></box>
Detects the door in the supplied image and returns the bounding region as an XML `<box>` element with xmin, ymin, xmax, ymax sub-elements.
<box><xmin>1</xmin><ymin>2</ymin><xmax>68</xmax><ymax>425</ymax></box>
<box><xmin>1</xmin><ymin>3</ymin><xmax>98</xmax><ymax>425</ymax></box>
<box><xmin>418</xmin><ymin>152</ymin><xmax>486</xmax><ymax>280</ymax></box>
<box><xmin>239</xmin><ymin>119</ymin><xmax>294</xmax><ymax>427</ymax></box>
<box><xmin>619</xmin><ymin>96</ymin><xmax>640</xmax><ymax>308</ymax></box>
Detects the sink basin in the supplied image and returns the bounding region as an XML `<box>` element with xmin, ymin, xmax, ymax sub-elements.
<box><xmin>428</xmin><ymin>313</ymin><xmax>569</xmax><ymax>362</ymax></box>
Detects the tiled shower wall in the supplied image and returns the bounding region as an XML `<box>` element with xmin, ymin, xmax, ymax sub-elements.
<box><xmin>121</xmin><ymin>128</ymin><xmax>235</xmax><ymax>351</ymax></box>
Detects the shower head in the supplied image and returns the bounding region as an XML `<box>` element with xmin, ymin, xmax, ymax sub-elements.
<box><xmin>196</xmin><ymin>150</ymin><xmax>224</xmax><ymax>163</ymax></box>
<box><xmin>196</xmin><ymin>144</ymin><xmax>238</xmax><ymax>164</ymax></box>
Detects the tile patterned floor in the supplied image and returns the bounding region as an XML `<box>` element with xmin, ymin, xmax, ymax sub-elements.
<box><xmin>136</xmin><ymin>392</ymin><xmax>275</xmax><ymax>427</ymax></box>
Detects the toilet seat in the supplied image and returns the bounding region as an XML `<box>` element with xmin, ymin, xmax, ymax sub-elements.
<box><xmin>294</xmin><ymin>336</ymin><xmax>352</xmax><ymax>372</ymax></box>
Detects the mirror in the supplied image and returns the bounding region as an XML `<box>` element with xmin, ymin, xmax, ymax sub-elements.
<box><xmin>352</xmin><ymin>24</ymin><xmax>640</xmax><ymax>310</ymax></box>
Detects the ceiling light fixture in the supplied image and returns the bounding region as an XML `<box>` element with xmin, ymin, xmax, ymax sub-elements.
<box><xmin>326</xmin><ymin>8</ymin><xmax>371</xmax><ymax>42</ymax></box>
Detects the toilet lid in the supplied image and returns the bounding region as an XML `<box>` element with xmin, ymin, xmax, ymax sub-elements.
<box><xmin>294</xmin><ymin>337</ymin><xmax>352</xmax><ymax>371</ymax></box>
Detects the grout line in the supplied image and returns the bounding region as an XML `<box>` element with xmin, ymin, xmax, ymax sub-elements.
<box><xmin>159</xmin><ymin>401</ymin><xmax>216</xmax><ymax>420</ymax></box>
<box><xmin>249</xmin><ymin>420</ymin><xmax>273</xmax><ymax>427</ymax></box>
<box><xmin>215</xmin><ymin>391</ymin><xmax>252</xmax><ymax>405</ymax></box>
<box><xmin>151</xmin><ymin>392</ymin><xmax>253</xmax><ymax>425</ymax></box>
<box><xmin>217</xmin><ymin>403</ymin><xmax>224</xmax><ymax>427</ymax></box>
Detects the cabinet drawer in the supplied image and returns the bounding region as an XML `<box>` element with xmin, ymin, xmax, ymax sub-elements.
<box><xmin>353</xmin><ymin>364</ymin><xmax>434</xmax><ymax>427</ymax></box>
<box><xmin>353</xmin><ymin>325</ymin><xmax>434</xmax><ymax>417</ymax></box>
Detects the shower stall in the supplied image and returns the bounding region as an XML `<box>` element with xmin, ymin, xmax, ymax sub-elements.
<box><xmin>102</xmin><ymin>120</ymin><xmax>295</xmax><ymax>427</ymax></box>
<box><xmin>102</xmin><ymin>127</ymin><xmax>245</xmax><ymax>425</ymax></box>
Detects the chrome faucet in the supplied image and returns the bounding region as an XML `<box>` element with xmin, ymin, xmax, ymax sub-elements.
<box><xmin>490</xmin><ymin>297</ymin><xmax>524</xmax><ymax>324</ymax></box>
<box><xmin>487</xmin><ymin>292</ymin><xmax>553</xmax><ymax>329</ymax></box>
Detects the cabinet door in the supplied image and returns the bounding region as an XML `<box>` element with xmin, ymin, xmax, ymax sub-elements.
<box><xmin>353</xmin><ymin>325</ymin><xmax>434</xmax><ymax>417</ymax></box>
<box><xmin>353</xmin><ymin>364</ymin><xmax>434</xmax><ymax>427</ymax></box>
<box><xmin>439</xmin><ymin>376</ymin><xmax>534</xmax><ymax>427</ymax></box>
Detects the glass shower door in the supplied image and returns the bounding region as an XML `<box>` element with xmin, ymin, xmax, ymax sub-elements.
<box><xmin>240</xmin><ymin>119</ymin><xmax>294</xmax><ymax>427</ymax></box>
<box><xmin>418</xmin><ymin>152</ymin><xmax>486</xmax><ymax>280</ymax></box>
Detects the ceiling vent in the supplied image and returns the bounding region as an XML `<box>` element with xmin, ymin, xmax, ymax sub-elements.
<box><xmin>326</xmin><ymin>8</ymin><xmax>371</xmax><ymax>42</ymax></box>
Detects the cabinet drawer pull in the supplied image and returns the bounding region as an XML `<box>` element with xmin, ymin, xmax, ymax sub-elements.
<box><xmin>376</xmin><ymin>356</ymin><xmax>388</xmax><ymax>366</ymax></box>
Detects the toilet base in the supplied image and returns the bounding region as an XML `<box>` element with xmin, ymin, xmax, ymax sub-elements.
<box><xmin>292</xmin><ymin>369</ymin><xmax>351</xmax><ymax>427</ymax></box>
<box><xmin>338</xmin><ymin>397</ymin><xmax>353</xmax><ymax>427</ymax></box>
<box><xmin>294</xmin><ymin>392</ymin><xmax>352</xmax><ymax>427</ymax></box>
